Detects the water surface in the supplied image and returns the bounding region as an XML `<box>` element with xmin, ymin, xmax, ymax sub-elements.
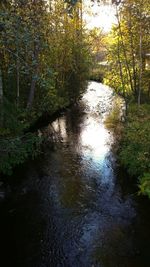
<box><xmin>1</xmin><ymin>82</ymin><xmax>150</xmax><ymax>267</ymax></box>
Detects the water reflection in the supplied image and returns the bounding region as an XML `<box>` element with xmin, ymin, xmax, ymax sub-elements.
<box><xmin>81</xmin><ymin>118</ymin><xmax>110</xmax><ymax>161</ymax></box>
<box><xmin>52</xmin><ymin>117</ymin><xmax>68</xmax><ymax>142</ymax></box>
<box><xmin>51</xmin><ymin>82</ymin><xmax>114</xmax><ymax>166</ymax></box>
<box><xmin>40</xmin><ymin>82</ymin><xmax>137</xmax><ymax>266</ymax></box>
<box><xmin>2</xmin><ymin>82</ymin><xmax>150</xmax><ymax>267</ymax></box>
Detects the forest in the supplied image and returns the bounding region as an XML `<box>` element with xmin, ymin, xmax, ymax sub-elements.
<box><xmin>0</xmin><ymin>0</ymin><xmax>90</xmax><ymax>174</ymax></box>
<box><xmin>0</xmin><ymin>1</ymin><xmax>150</xmax><ymax>267</ymax></box>
<box><xmin>0</xmin><ymin>1</ymin><xmax>150</xmax><ymax>194</ymax></box>
<box><xmin>105</xmin><ymin>0</ymin><xmax>150</xmax><ymax>197</ymax></box>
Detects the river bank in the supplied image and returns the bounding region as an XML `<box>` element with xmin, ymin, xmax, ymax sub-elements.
<box><xmin>103</xmin><ymin>94</ymin><xmax>150</xmax><ymax>199</ymax></box>
<box><xmin>0</xmin><ymin>81</ymin><xmax>150</xmax><ymax>267</ymax></box>
<box><xmin>118</xmin><ymin>104</ymin><xmax>150</xmax><ymax>198</ymax></box>
<box><xmin>0</xmin><ymin>102</ymin><xmax>73</xmax><ymax>176</ymax></box>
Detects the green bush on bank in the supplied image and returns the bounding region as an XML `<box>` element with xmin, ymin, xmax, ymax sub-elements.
<box><xmin>89</xmin><ymin>67</ymin><xmax>104</xmax><ymax>82</ymax></box>
<box><xmin>0</xmin><ymin>133</ymin><xmax>43</xmax><ymax>175</ymax></box>
<box><xmin>119</xmin><ymin>104</ymin><xmax>150</xmax><ymax>197</ymax></box>
<box><xmin>105</xmin><ymin>97</ymin><xmax>123</xmax><ymax>129</ymax></box>
<box><xmin>0</xmin><ymin>0</ymin><xmax>91</xmax><ymax>176</ymax></box>
<box><xmin>89</xmin><ymin>65</ymin><xmax>108</xmax><ymax>82</ymax></box>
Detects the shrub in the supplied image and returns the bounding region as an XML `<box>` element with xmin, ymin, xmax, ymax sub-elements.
<box><xmin>0</xmin><ymin>133</ymin><xmax>43</xmax><ymax>175</ymax></box>
<box><xmin>119</xmin><ymin>104</ymin><xmax>150</xmax><ymax>197</ymax></box>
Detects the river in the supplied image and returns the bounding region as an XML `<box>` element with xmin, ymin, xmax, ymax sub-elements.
<box><xmin>0</xmin><ymin>81</ymin><xmax>150</xmax><ymax>267</ymax></box>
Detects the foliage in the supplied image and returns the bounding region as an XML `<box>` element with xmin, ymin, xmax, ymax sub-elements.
<box><xmin>105</xmin><ymin>0</ymin><xmax>150</xmax><ymax>105</ymax></box>
<box><xmin>0</xmin><ymin>0</ymin><xmax>91</xmax><ymax>174</ymax></box>
<box><xmin>0</xmin><ymin>133</ymin><xmax>43</xmax><ymax>175</ymax></box>
<box><xmin>102</xmin><ymin>0</ymin><xmax>150</xmax><ymax>198</ymax></box>
<box><xmin>89</xmin><ymin>64</ymin><xmax>107</xmax><ymax>82</ymax></box>
<box><xmin>105</xmin><ymin>97</ymin><xmax>122</xmax><ymax>128</ymax></box>
<box><xmin>87</xmin><ymin>28</ymin><xmax>107</xmax><ymax>82</ymax></box>
<box><xmin>119</xmin><ymin>104</ymin><xmax>150</xmax><ymax>197</ymax></box>
<box><xmin>139</xmin><ymin>173</ymin><xmax>150</xmax><ymax>198</ymax></box>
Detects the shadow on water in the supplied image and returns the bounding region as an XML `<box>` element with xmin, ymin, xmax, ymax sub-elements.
<box><xmin>0</xmin><ymin>81</ymin><xmax>150</xmax><ymax>267</ymax></box>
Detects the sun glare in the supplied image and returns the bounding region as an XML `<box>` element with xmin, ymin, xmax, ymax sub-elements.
<box><xmin>83</xmin><ymin>1</ymin><xmax>116</xmax><ymax>32</ymax></box>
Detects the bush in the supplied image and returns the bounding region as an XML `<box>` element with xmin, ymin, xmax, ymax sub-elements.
<box><xmin>139</xmin><ymin>173</ymin><xmax>150</xmax><ymax>198</ymax></box>
<box><xmin>119</xmin><ymin>104</ymin><xmax>150</xmax><ymax>197</ymax></box>
<box><xmin>0</xmin><ymin>133</ymin><xmax>43</xmax><ymax>175</ymax></box>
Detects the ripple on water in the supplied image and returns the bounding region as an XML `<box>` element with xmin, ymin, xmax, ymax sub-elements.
<box><xmin>2</xmin><ymin>82</ymin><xmax>149</xmax><ymax>267</ymax></box>
<box><xmin>38</xmin><ymin>82</ymin><xmax>138</xmax><ymax>266</ymax></box>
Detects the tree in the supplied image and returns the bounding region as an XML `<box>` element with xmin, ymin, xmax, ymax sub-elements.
<box><xmin>0</xmin><ymin>0</ymin><xmax>91</xmax><ymax>173</ymax></box>
<box><xmin>105</xmin><ymin>0</ymin><xmax>150</xmax><ymax>107</ymax></box>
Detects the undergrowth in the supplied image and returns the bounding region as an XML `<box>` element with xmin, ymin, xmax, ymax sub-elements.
<box><xmin>119</xmin><ymin>104</ymin><xmax>150</xmax><ymax>198</ymax></box>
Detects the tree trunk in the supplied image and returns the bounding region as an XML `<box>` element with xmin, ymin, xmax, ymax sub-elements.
<box><xmin>116</xmin><ymin>6</ymin><xmax>134</xmax><ymax>95</ymax></box>
<box><xmin>117</xmin><ymin>38</ymin><xmax>125</xmax><ymax>93</ymax></box>
<box><xmin>138</xmin><ymin>11</ymin><xmax>142</xmax><ymax>106</ymax></box>
<box><xmin>16</xmin><ymin>54</ymin><xmax>20</xmax><ymax>106</ymax></box>
<box><xmin>27</xmin><ymin>0</ymin><xmax>39</xmax><ymax>109</ymax></box>
<box><xmin>0</xmin><ymin>67</ymin><xmax>4</xmax><ymax>127</ymax></box>
<box><xmin>117</xmin><ymin>37</ymin><xmax>128</xmax><ymax>117</ymax></box>
<box><xmin>128</xmin><ymin>8</ymin><xmax>137</xmax><ymax>97</ymax></box>
<box><xmin>27</xmin><ymin>29</ymin><xmax>39</xmax><ymax>109</ymax></box>
<box><xmin>27</xmin><ymin>68</ymin><xmax>38</xmax><ymax>109</ymax></box>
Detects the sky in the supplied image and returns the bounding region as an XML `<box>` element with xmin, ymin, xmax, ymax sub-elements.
<box><xmin>83</xmin><ymin>1</ymin><xmax>117</xmax><ymax>32</ymax></box>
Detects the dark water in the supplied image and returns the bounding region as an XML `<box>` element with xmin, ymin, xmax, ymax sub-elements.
<box><xmin>1</xmin><ymin>82</ymin><xmax>150</xmax><ymax>267</ymax></box>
